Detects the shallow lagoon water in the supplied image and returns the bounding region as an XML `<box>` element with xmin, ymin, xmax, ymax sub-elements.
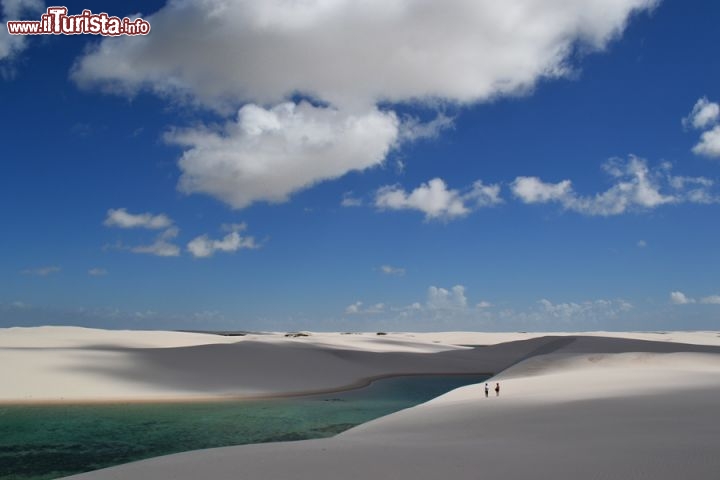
<box><xmin>0</xmin><ymin>374</ymin><xmax>488</xmax><ymax>480</ymax></box>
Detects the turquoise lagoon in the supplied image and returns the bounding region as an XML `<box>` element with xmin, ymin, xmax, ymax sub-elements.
<box><xmin>0</xmin><ymin>374</ymin><xmax>489</xmax><ymax>480</ymax></box>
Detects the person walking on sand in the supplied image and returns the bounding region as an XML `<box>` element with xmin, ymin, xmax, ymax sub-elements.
<box><xmin>484</xmin><ymin>383</ymin><xmax>489</xmax><ymax>398</ymax></box>
<box><xmin>495</xmin><ymin>382</ymin><xmax>500</xmax><ymax>397</ymax></box>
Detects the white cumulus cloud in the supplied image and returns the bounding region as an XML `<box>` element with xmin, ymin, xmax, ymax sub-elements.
<box><xmin>683</xmin><ymin>97</ymin><xmax>720</xmax><ymax>130</ymax></box>
<box><xmin>187</xmin><ymin>226</ymin><xmax>258</xmax><ymax>259</ymax></box>
<box><xmin>427</xmin><ymin>285</ymin><xmax>468</xmax><ymax>310</ymax></box>
<box><xmin>692</xmin><ymin>125</ymin><xmax>720</xmax><ymax>159</ymax></box>
<box><xmin>671</xmin><ymin>291</ymin><xmax>720</xmax><ymax>305</ymax></box>
<box><xmin>375</xmin><ymin>178</ymin><xmax>501</xmax><ymax>220</ymax></box>
<box><xmin>72</xmin><ymin>0</ymin><xmax>657</xmax><ymax>110</ymax></box>
<box><xmin>512</xmin><ymin>156</ymin><xmax>717</xmax><ymax>215</ymax></box>
<box><xmin>104</xmin><ymin>208</ymin><xmax>173</xmax><ymax>230</ymax></box>
<box><xmin>345</xmin><ymin>301</ymin><xmax>385</xmax><ymax>315</ymax></box>
<box><xmin>510</xmin><ymin>177</ymin><xmax>573</xmax><ymax>203</ymax></box>
<box><xmin>488</xmin><ymin>297</ymin><xmax>634</xmax><ymax>327</ymax></box>
<box><xmin>670</xmin><ymin>291</ymin><xmax>694</xmax><ymax>305</ymax></box>
<box><xmin>535</xmin><ymin>298</ymin><xmax>633</xmax><ymax>323</ymax></box>
<box><xmin>700</xmin><ymin>295</ymin><xmax>720</xmax><ymax>305</ymax></box>
<box><xmin>168</xmin><ymin>102</ymin><xmax>399</xmax><ymax>209</ymax></box>
<box><xmin>380</xmin><ymin>265</ymin><xmax>405</xmax><ymax>276</ymax></box>
<box><xmin>70</xmin><ymin>0</ymin><xmax>657</xmax><ymax>209</ymax></box>
<box><xmin>341</xmin><ymin>192</ymin><xmax>363</xmax><ymax>207</ymax></box>
<box><xmin>684</xmin><ymin>97</ymin><xmax>720</xmax><ymax>159</ymax></box>
<box><xmin>131</xmin><ymin>227</ymin><xmax>181</xmax><ymax>257</ymax></box>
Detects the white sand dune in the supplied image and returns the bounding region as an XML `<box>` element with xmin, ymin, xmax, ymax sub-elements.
<box><xmin>3</xmin><ymin>327</ymin><xmax>720</xmax><ymax>479</ymax></box>
<box><xmin>0</xmin><ymin>326</ymin><xmax>547</xmax><ymax>402</ymax></box>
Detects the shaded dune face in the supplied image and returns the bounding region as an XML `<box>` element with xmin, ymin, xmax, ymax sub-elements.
<box><xmin>3</xmin><ymin>332</ymin><xmax>720</xmax><ymax>403</ymax></box>
<box><xmin>53</xmin><ymin>338</ymin><xmax>540</xmax><ymax>397</ymax></box>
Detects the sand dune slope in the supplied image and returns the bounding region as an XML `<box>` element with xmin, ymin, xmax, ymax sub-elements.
<box><xmin>0</xmin><ymin>327</ymin><xmax>571</xmax><ymax>402</ymax></box>
<box><xmin>59</xmin><ymin>334</ymin><xmax>720</xmax><ymax>480</ymax></box>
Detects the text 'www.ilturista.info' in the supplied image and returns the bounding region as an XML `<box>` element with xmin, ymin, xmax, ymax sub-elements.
<box><xmin>6</xmin><ymin>7</ymin><xmax>151</xmax><ymax>36</ymax></box>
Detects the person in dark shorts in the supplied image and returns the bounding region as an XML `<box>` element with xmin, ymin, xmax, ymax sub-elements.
<box><xmin>484</xmin><ymin>383</ymin><xmax>489</xmax><ymax>397</ymax></box>
<box><xmin>495</xmin><ymin>382</ymin><xmax>500</xmax><ymax>396</ymax></box>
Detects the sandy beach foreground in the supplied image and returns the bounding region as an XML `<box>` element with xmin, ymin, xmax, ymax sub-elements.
<box><xmin>2</xmin><ymin>327</ymin><xmax>720</xmax><ymax>479</ymax></box>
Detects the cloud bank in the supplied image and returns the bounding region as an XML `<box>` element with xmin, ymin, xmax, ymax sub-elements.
<box><xmin>72</xmin><ymin>0</ymin><xmax>658</xmax><ymax>209</ymax></box>
<box><xmin>346</xmin><ymin>284</ymin><xmax>633</xmax><ymax>330</ymax></box>
<box><xmin>73</xmin><ymin>0</ymin><xmax>657</xmax><ymax>109</ymax></box>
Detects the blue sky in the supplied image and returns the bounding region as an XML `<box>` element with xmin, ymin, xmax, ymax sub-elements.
<box><xmin>1</xmin><ymin>0</ymin><xmax>719</xmax><ymax>331</ymax></box>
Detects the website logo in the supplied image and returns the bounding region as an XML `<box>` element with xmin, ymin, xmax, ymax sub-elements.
<box><xmin>6</xmin><ymin>7</ymin><xmax>151</xmax><ymax>36</ymax></box>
